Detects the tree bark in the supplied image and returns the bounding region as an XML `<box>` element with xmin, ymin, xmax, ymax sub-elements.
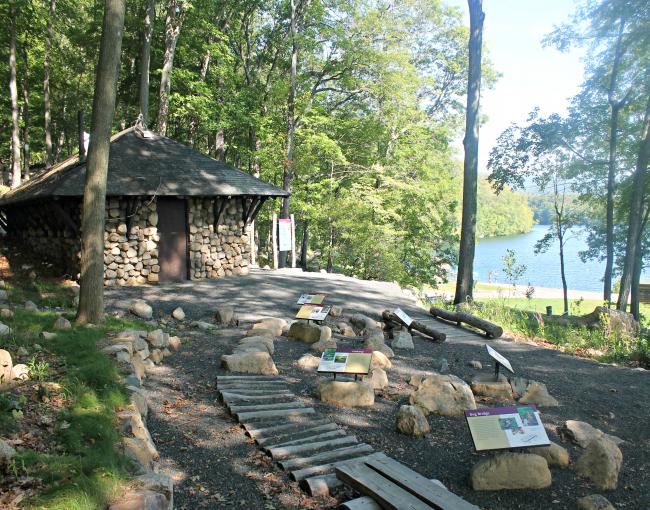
<box><xmin>454</xmin><ymin>0</ymin><xmax>484</xmax><ymax>304</ymax></box>
<box><xmin>300</xmin><ymin>220</ymin><xmax>308</xmax><ymax>271</ymax></box>
<box><xmin>429</xmin><ymin>306</ymin><xmax>503</xmax><ymax>338</ymax></box>
<box><xmin>44</xmin><ymin>0</ymin><xmax>55</xmax><ymax>167</ymax></box>
<box><xmin>78</xmin><ymin>110</ymin><xmax>86</xmax><ymax>161</ymax></box>
<box><xmin>139</xmin><ymin>0</ymin><xmax>155</xmax><ymax>125</ymax></box>
<box><xmin>215</xmin><ymin>128</ymin><xmax>226</xmax><ymax>161</ymax></box>
<box><xmin>617</xmin><ymin>93</ymin><xmax>650</xmax><ymax>311</ymax></box>
<box><xmin>22</xmin><ymin>43</ymin><xmax>30</xmax><ymax>181</ymax></box>
<box><xmin>156</xmin><ymin>0</ymin><xmax>186</xmax><ymax>136</ymax></box>
<box><xmin>76</xmin><ymin>0</ymin><xmax>125</xmax><ymax>325</ymax></box>
<box><xmin>630</xmin><ymin>225</ymin><xmax>644</xmax><ymax>320</ymax></box>
<box><xmin>9</xmin><ymin>5</ymin><xmax>21</xmax><ymax>188</ymax></box>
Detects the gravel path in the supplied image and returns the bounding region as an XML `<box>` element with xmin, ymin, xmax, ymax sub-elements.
<box><xmin>106</xmin><ymin>269</ymin><xmax>650</xmax><ymax>509</ymax></box>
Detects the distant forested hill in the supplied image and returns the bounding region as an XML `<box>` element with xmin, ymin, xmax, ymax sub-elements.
<box><xmin>477</xmin><ymin>179</ymin><xmax>534</xmax><ymax>238</ymax></box>
<box><xmin>528</xmin><ymin>194</ymin><xmax>555</xmax><ymax>225</ymax></box>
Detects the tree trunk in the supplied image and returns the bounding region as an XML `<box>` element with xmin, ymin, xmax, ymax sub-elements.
<box><xmin>76</xmin><ymin>0</ymin><xmax>125</xmax><ymax>325</ymax></box>
<box><xmin>630</xmin><ymin>228</ymin><xmax>644</xmax><ymax>320</ymax></box>
<box><xmin>300</xmin><ymin>220</ymin><xmax>308</xmax><ymax>271</ymax></box>
<box><xmin>139</xmin><ymin>0</ymin><xmax>155</xmax><ymax>125</ymax></box>
<box><xmin>558</xmin><ymin>229</ymin><xmax>569</xmax><ymax>316</ymax></box>
<box><xmin>44</xmin><ymin>0</ymin><xmax>55</xmax><ymax>167</ymax></box>
<box><xmin>22</xmin><ymin>43</ymin><xmax>30</xmax><ymax>181</ymax></box>
<box><xmin>156</xmin><ymin>0</ymin><xmax>185</xmax><ymax>136</ymax></box>
<box><xmin>454</xmin><ymin>0</ymin><xmax>484</xmax><ymax>304</ymax></box>
<box><xmin>215</xmin><ymin>128</ymin><xmax>226</xmax><ymax>161</ymax></box>
<box><xmin>78</xmin><ymin>110</ymin><xmax>86</xmax><ymax>161</ymax></box>
<box><xmin>9</xmin><ymin>5</ymin><xmax>21</xmax><ymax>188</ymax></box>
<box><xmin>617</xmin><ymin>94</ymin><xmax>650</xmax><ymax>311</ymax></box>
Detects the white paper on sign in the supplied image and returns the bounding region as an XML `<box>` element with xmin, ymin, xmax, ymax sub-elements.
<box><xmin>486</xmin><ymin>344</ymin><xmax>514</xmax><ymax>374</ymax></box>
<box><xmin>278</xmin><ymin>218</ymin><xmax>292</xmax><ymax>251</ymax></box>
<box><xmin>393</xmin><ymin>307</ymin><xmax>413</xmax><ymax>326</ymax></box>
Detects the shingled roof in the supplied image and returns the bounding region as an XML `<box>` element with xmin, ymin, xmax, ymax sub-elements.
<box><xmin>0</xmin><ymin>128</ymin><xmax>288</xmax><ymax>206</ymax></box>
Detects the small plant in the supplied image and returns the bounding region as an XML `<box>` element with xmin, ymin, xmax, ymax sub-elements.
<box><xmin>27</xmin><ymin>356</ymin><xmax>51</xmax><ymax>381</ymax></box>
<box><xmin>525</xmin><ymin>283</ymin><xmax>535</xmax><ymax>300</ymax></box>
<box><xmin>502</xmin><ymin>249</ymin><xmax>527</xmax><ymax>296</ymax></box>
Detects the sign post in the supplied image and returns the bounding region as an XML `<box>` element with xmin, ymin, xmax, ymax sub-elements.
<box><xmin>486</xmin><ymin>344</ymin><xmax>514</xmax><ymax>381</ymax></box>
<box><xmin>272</xmin><ymin>212</ymin><xmax>278</xmax><ymax>269</ymax></box>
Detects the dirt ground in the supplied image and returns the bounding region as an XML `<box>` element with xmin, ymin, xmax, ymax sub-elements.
<box><xmin>106</xmin><ymin>269</ymin><xmax>650</xmax><ymax>510</ymax></box>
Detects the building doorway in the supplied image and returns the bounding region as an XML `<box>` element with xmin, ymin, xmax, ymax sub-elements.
<box><xmin>157</xmin><ymin>197</ymin><xmax>188</xmax><ymax>281</ymax></box>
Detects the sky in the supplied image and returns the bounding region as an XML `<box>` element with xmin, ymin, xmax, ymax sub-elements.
<box><xmin>444</xmin><ymin>0</ymin><xmax>585</xmax><ymax>174</ymax></box>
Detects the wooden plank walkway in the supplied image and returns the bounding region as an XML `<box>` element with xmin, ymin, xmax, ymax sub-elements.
<box><xmin>216</xmin><ymin>375</ymin><xmax>479</xmax><ymax>509</ymax></box>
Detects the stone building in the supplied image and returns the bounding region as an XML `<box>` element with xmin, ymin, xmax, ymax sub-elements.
<box><xmin>0</xmin><ymin>127</ymin><xmax>288</xmax><ymax>285</ymax></box>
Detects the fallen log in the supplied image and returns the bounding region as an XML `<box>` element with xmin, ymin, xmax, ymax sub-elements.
<box><xmin>381</xmin><ymin>310</ymin><xmax>446</xmax><ymax>343</ymax></box>
<box><xmin>429</xmin><ymin>306</ymin><xmax>503</xmax><ymax>338</ymax></box>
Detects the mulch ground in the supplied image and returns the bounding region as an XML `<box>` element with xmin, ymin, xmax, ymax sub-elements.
<box><xmin>107</xmin><ymin>273</ymin><xmax>650</xmax><ymax>510</ymax></box>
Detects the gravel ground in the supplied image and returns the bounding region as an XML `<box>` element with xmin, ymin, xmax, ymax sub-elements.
<box><xmin>106</xmin><ymin>269</ymin><xmax>650</xmax><ymax>510</ymax></box>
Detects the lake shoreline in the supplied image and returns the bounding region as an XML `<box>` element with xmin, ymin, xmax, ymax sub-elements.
<box><xmin>433</xmin><ymin>281</ymin><xmax>612</xmax><ymax>302</ymax></box>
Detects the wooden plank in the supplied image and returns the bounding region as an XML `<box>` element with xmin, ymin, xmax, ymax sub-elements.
<box><xmin>217</xmin><ymin>380</ymin><xmax>289</xmax><ymax>388</ymax></box>
<box><xmin>218</xmin><ymin>388</ymin><xmax>293</xmax><ymax>396</ymax></box>
<box><xmin>264</xmin><ymin>429</ymin><xmax>346</xmax><ymax>451</ymax></box>
<box><xmin>364</xmin><ymin>455</ymin><xmax>479</xmax><ymax>510</ymax></box>
<box><xmin>339</xmin><ymin>497</ymin><xmax>382</xmax><ymax>510</ymax></box>
<box><xmin>300</xmin><ymin>473</ymin><xmax>343</xmax><ymax>498</ymax></box>
<box><xmin>220</xmin><ymin>392</ymin><xmax>296</xmax><ymax>404</ymax></box>
<box><xmin>256</xmin><ymin>423</ymin><xmax>340</xmax><ymax>446</ymax></box>
<box><xmin>269</xmin><ymin>436</ymin><xmax>358</xmax><ymax>461</ymax></box>
<box><xmin>280</xmin><ymin>443</ymin><xmax>374</xmax><ymax>471</ymax></box>
<box><xmin>216</xmin><ymin>375</ymin><xmax>285</xmax><ymax>381</ymax></box>
<box><xmin>229</xmin><ymin>401</ymin><xmax>305</xmax><ymax>413</ymax></box>
<box><xmin>290</xmin><ymin>452</ymin><xmax>384</xmax><ymax>482</ymax></box>
<box><xmin>245</xmin><ymin>418</ymin><xmax>333</xmax><ymax>439</ymax></box>
<box><xmin>335</xmin><ymin>462</ymin><xmax>432</xmax><ymax>510</ymax></box>
<box><xmin>235</xmin><ymin>407</ymin><xmax>315</xmax><ymax>422</ymax></box>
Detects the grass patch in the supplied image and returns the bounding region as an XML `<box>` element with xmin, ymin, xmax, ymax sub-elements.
<box><xmin>0</xmin><ymin>288</ymin><xmax>153</xmax><ymax>509</ymax></box>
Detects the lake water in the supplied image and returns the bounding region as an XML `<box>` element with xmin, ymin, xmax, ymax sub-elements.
<box><xmin>474</xmin><ymin>224</ymin><xmax>649</xmax><ymax>292</ymax></box>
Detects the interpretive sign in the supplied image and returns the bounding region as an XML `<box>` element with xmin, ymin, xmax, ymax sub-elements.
<box><xmin>296</xmin><ymin>304</ymin><xmax>331</xmax><ymax>321</ymax></box>
<box><xmin>464</xmin><ymin>405</ymin><xmax>550</xmax><ymax>452</ymax></box>
<box><xmin>317</xmin><ymin>348</ymin><xmax>373</xmax><ymax>375</ymax></box>
<box><xmin>486</xmin><ymin>344</ymin><xmax>514</xmax><ymax>376</ymax></box>
<box><xmin>393</xmin><ymin>307</ymin><xmax>413</xmax><ymax>327</ymax></box>
<box><xmin>297</xmin><ymin>292</ymin><xmax>326</xmax><ymax>305</ymax></box>
<box><xmin>278</xmin><ymin>217</ymin><xmax>292</xmax><ymax>251</ymax></box>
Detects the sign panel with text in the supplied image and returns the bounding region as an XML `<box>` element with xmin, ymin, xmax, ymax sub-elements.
<box><xmin>278</xmin><ymin>218</ymin><xmax>292</xmax><ymax>251</ymax></box>
<box><xmin>486</xmin><ymin>344</ymin><xmax>514</xmax><ymax>374</ymax></box>
<box><xmin>297</xmin><ymin>292</ymin><xmax>327</xmax><ymax>305</ymax></box>
<box><xmin>317</xmin><ymin>348</ymin><xmax>373</xmax><ymax>375</ymax></box>
<box><xmin>296</xmin><ymin>304</ymin><xmax>331</xmax><ymax>321</ymax></box>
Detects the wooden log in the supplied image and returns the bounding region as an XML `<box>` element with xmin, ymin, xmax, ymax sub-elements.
<box><xmin>216</xmin><ymin>375</ymin><xmax>284</xmax><ymax>381</ymax></box>
<box><xmin>339</xmin><ymin>480</ymin><xmax>449</xmax><ymax>510</ymax></box>
<box><xmin>279</xmin><ymin>443</ymin><xmax>374</xmax><ymax>471</ymax></box>
<box><xmin>268</xmin><ymin>435</ymin><xmax>358</xmax><ymax>460</ymax></box>
<box><xmin>429</xmin><ymin>306</ymin><xmax>503</xmax><ymax>338</ymax></box>
<box><xmin>301</xmin><ymin>473</ymin><xmax>343</xmax><ymax>498</ymax></box>
<box><xmin>256</xmin><ymin>422</ymin><xmax>339</xmax><ymax>446</ymax></box>
<box><xmin>382</xmin><ymin>310</ymin><xmax>446</xmax><ymax>342</ymax></box>
<box><xmin>218</xmin><ymin>389</ymin><xmax>293</xmax><ymax>397</ymax></box>
<box><xmin>243</xmin><ymin>418</ymin><xmax>333</xmax><ymax>439</ymax></box>
<box><xmin>220</xmin><ymin>392</ymin><xmax>296</xmax><ymax>404</ymax></box>
<box><xmin>235</xmin><ymin>407</ymin><xmax>315</xmax><ymax>422</ymax></box>
<box><xmin>229</xmin><ymin>401</ymin><xmax>304</xmax><ymax>414</ymax></box>
<box><xmin>290</xmin><ymin>452</ymin><xmax>384</xmax><ymax>482</ymax></box>
<box><xmin>263</xmin><ymin>429</ymin><xmax>346</xmax><ymax>451</ymax></box>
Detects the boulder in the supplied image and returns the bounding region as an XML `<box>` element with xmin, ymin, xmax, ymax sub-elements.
<box><xmin>131</xmin><ymin>357</ymin><xmax>146</xmax><ymax>383</ymax></box>
<box><xmin>330</xmin><ymin>306</ymin><xmax>343</xmax><ymax>317</ymax></box>
<box><xmin>255</xmin><ymin>317</ymin><xmax>288</xmax><ymax>332</ymax></box>
<box><xmin>297</xmin><ymin>353</ymin><xmax>321</xmax><ymax>370</ymax></box>
<box><xmin>0</xmin><ymin>349</ymin><xmax>12</xmax><ymax>386</ymax></box>
<box><xmin>24</xmin><ymin>300</ymin><xmax>38</xmax><ymax>311</ymax></box>
<box><xmin>391</xmin><ymin>331</ymin><xmax>414</xmax><ymax>349</ymax></box>
<box><xmin>0</xmin><ymin>439</ymin><xmax>17</xmax><ymax>464</ymax></box>
<box><xmin>130</xmin><ymin>300</ymin><xmax>153</xmax><ymax>320</ymax></box>
<box><xmin>108</xmin><ymin>489</ymin><xmax>169</xmax><ymax>510</ymax></box>
<box><xmin>123</xmin><ymin>437</ymin><xmax>155</xmax><ymax>472</ymax></box>
<box><xmin>575</xmin><ymin>437</ymin><xmax>623</xmax><ymax>490</ymax></box>
<box><xmin>221</xmin><ymin>352</ymin><xmax>279</xmax><ymax>375</ymax></box>
<box><xmin>519</xmin><ymin>381</ymin><xmax>559</xmax><ymax>407</ymax></box>
<box><xmin>118</xmin><ymin>411</ymin><xmax>159</xmax><ymax>460</ymax></box>
<box><xmin>238</xmin><ymin>336</ymin><xmax>274</xmax><ymax>354</ymax></box>
<box><xmin>468</xmin><ymin>360</ymin><xmax>482</xmax><ymax>369</ymax></box>
<box><xmin>215</xmin><ymin>306</ymin><xmax>237</xmax><ymax>325</ymax></box>
<box><xmin>288</xmin><ymin>321</ymin><xmax>322</xmax><ymax>343</ymax></box>
<box><xmin>53</xmin><ymin>316</ymin><xmax>72</xmax><ymax>330</ymax></box>
<box><xmin>396</xmin><ymin>405</ymin><xmax>430</xmax><ymax>436</ymax></box>
<box><xmin>10</xmin><ymin>364</ymin><xmax>29</xmax><ymax>381</ymax></box>
<box><xmin>370</xmin><ymin>351</ymin><xmax>392</xmax><ymax>370</ymax></box>
<box><xmin>409</xmin><ymin>374</ymin><xmax>476</xmax><ymax>416</ymax></box>
<box><xmin>362</xmin><ymin>327</ymin><xmax>385</xmax><ymax>343</ymax></box>
<box><xmin>0</xmin><ymin>290</ymin><xmax>7</xmax><ymax>301</ymax></box>
<box><xmin>335</xmin><ymin>322</ymin><xmax>356</xmax><ymax>337</ymax></box>
<box><xmin>136</xmin><ymin>473</ymin><xmax>174</xmax><ymax>510</ymax></box>
<box><xmin>0</xmin><ymin>322</ymin><xmax>12</xmax><ymax>337</ymax></box>
<box><xmin>146</xmin><ymin>330</ymin><xmax>168</xmax><ymax>348</ymax></box>
<box><xmin>561</xmin><ymin>420</ymin><xmax>624</xmax><ymax>448</ymax></box>
<box><xmin>316</xmin><ymin>380</ymin><xmax>374</xmax><ymax>407</ymax></box>
<box><xmin>529</xmin><ymin>441</ymin><xmax>570</xmax><ymax>468</ymax></box>
<box><xmin>0</xmin><ymin>309</ymin><xmax>13</xmax><ymax>319</ymax></box>
<box><xmin>16</xmin><ymin>346</ymin><xmax>28</xmax><ymax>356</ymax></box>
<box><xmin>350</xmin><ymin>313</ymin><xmax>381</xmax><ymax>332</ymax></box>
<box><xmin>576</xmin><ymin>494</ymin><xmax>616</xmax><ymax>510</ymax></box>
<box><xmin>362</xmin><ymin>368</ymin><xmax>389</xmax><ymax>390</ymax></box>
<box><xmin>371</xmin><ymin>343</ymin><xmax>394</xmax><ymax>358</ymax></box>
<box><xmin>127</xmin><ymin>386</ymin><xmax>149</xmax><ymax>419</ymax></box>
<box><xmin>319</xmin><ymin>325</ymin><xmax>332</xmax><ymax>341</ymax></box>
<box><xmin>149</xmin><ymin>349</ymin><xmax>164</xmax><ymax>364</ymax></box>
<box><xmin>470</xmin><ymin>453</ymin><xmax>552</xmax><ymax>490</ymax></box>
<box><xmin>470</xmin><ymin>373</ymin><xmax>514</xmax><ymax>400</ymax></box>
<box><xmin>168</xmin><ymin>336</ymin><xmax>181</xmax><ymax>351</ymax></box>
<box><xmin>40</xmin><ymin>331</ymin><xmax>56</xmax><ymax>340</ymax></box>
<box><xmin>194</xmin><ymin>321</ymin><xmax>217</xmax><ymax>331</ymax></box>
<box><xmin>310</xmin><ymin>339</ymin><xmax>337</xmax><ymax>353</ymax></box>
<box><xmin>171</xmin><ymin>307</ymin><xmax>185</xmax><ymax>321</ymax></box>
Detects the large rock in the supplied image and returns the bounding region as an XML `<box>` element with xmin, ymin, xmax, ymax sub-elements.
<box><xmin>310</xmin><ymin>339</ymin><xmax>337</xmax><ymax>353</ymax></box>
<box><xmin>576</xmin><ymin>494</ymin><xmax>616</xmax><ymax>510</ymax></box>
<box><xmin>297</xmin><ymin>353</ymin><xmax>321</xmax><ymax>370</ymax></box>
<box><xmin>371</xmin><ymin>343</ymin><xmax>394</xmax><ymax>358</ymax></box>
<box><xmin>575</xmin><ymin>437</ymin><xmax>623</xmax><ymax>490</ymax></box>
<box><xmin>362</xmin><ymin>368</ymin><xmax>388</xmax><ymax>390</ymax></box>
<box><xmin>510</xmin><ymin>377</ymin><xmax>558</xmax><ymax>406</ymax></box>
<box><xmin>171</xmin><ymin>307</ymin><xmax>185</xmax><ymax>321</ymax></box>
<box><xmin>396</xmin><ymin>405</ymin><xmax>430</xmax><ymax>436</ymax></box>
<box><xmin>0</xmin><ymin>439</ymin><xmax>17</xmax><ymax>464</ymax></box>
<box><xmin>288</xmin><ymin>321</ymin><xmax>321</xmax><ymax>343</ymax></box>
<box><xmin>391</xmin><ymin>331</ymin><xmax>414</xmax><ymax>349</ymax></box>
<box><xmin>0</xmin><ymin>309</ymin><xmax>13</xmax><ymax>319</ymax></box>
<box><xmin>108</xmin><ymin>489</ymin><xmax>169</xmax><ymax>510</ymax></box>
<box><xmin>10</xmin><ymin>364</ymin><xmax>29</xmax><ymax>382</ymax></box>
<box><xmin>0</xmin><ymin>349</ymin><xmax>12</xmax><ymax>386</ymax></box>
<box><xmin>470</xmin><ymin>453</ymin><xmax>552</xmax><ymax>490</ymax></box>
<box><xmin>118</xmin><ymin>411</ymin><xmax>159</xmax><ymax>460</ymax></box>
<box><xmin>255</xmin><ymin>317</ymin><xmax>288</xmax><ymax>332</ymax></box>
<box><xmin>238</xmin><ymin>336</ymin><xmax>274</xmax><ymax>354</ymax></box>
<box><xmin>215</xmin><ymin>306</ymin><xmax>237</xmax><ymax>325</ymax></box>
<box><xmin>409</xmin><ymin>374</ymin><xmax>476</xmax><ymax>416</ymax></box>
<box><xmin>350</xmin><ymin>313</ymin><xmax>381</xmax><ymax>332</ymax></box>
<box><xmin>470</xmin><ymin>373</ymin><xmax>514</xmax><ymax>400</ymax></box>
<box><xmin>136</xmin><ymin>473</ymin><xmax>174</xmax><ymax>510</ymax></box>
<box><xmin>370</xmin><ymin>351</ymin><xmax>392</xmax><ymax>370</ymax></box>
<box><xmin>53</xmin><ymin>316</ymin><xmax>72</xmax><ymax>330</ymax></box>
<box><xmin>123</xmin><ymin>437</ymin><xmax>155</xmax><ymax>472</ymax></box>
<box><xmin>24</xmin><ymin>300</ymin><xmax>38</xmax><ymax>311</ymax></box>
<box><xmin>221</xmin><ymin>352</ymin><xmax>278</xmax><ymax>375</ymax></box>
<box><xmin>146</xmin><ymin>330</ymin><xmax>168</xmax><ymax>348</ymax></box>
<box><xmin>317</xmin><ymin>380</ymin><xmax>374</xmax><ymax>407</ymax></box>
<box><xmin>335</xmin><ymin>322</ymin><xmax>355</xmax><ymax>337</ymax></box>
<box><xmin>362</xmin><ymin>327</ymin><xmax>385</xmax><ymax>343</ymax></box>
<box><xmin>0</xmin><ymin>322</ymin><xmax>12</xmax><ymax>337</ymax></box>
<box><xmin>319</xmin><ymin>325</ymin><xmax>332</xmax><ymax>341</ymax></box>
<box><xmin>130</xmin><ymin>300</ymin><xmax>153</xmax><ymax>320</ymax></box>
<box><xmin>529</xmin><ymin>441</ymin><xmax>570</xmax><ymax>468</ymax></box>
<box><xmin>168</xmin><ymin>336</ymin><xmax>181</xmax><ymax>351</ymax></box>
<box><xmin>561</xmin><ymin>420</ymin><xmax>624</xmax><ymax>448</ymax></box>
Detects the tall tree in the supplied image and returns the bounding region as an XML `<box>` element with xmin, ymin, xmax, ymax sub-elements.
<box><xmin>156</xmin><ymin>0</ymin><xmax>187</xmax><ymax>135</ymax></box>
<box><xmin>76</xmin><ymin>0</ymin><xmax>125</xmax><ymax>325</ymax></box>
<box><xmin>22</xmin><ymin>43</ymin><xmax>30</xmax><ymax>180</ymax></box>
<box><xmin>454</xmin><ymin>0</ymin><xmax>484</xmax><ymax>304</ymax></box>
<box><xmin>139</xmin><ymin>0</ymin><xmax>155</xmax><ymax>125</ymax></box>
<box><xmin>8</xmin><ymin>3</ymin><xmax>21</xmax><ymax>188</ymax></box>
<box><xmin>43</xmin><ymin>0</ymin><xmax>55</xmax><ymax>167</ymax></box>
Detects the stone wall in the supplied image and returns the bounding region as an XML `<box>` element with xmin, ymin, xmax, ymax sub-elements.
<box><xmin>187</xmin><ymin>197</ymin><xmax>251</xmax><ymax>280</ymax></box>
<box><xmin>104</xmin><ymin>197</ymin><xmax>159</xmax><ymax>286</ymax></box>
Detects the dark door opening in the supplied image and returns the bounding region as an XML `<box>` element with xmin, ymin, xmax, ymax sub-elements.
<box><xmin>157</xmin><ymin>197</ymin><xmax>188</xmax><ymax>282</ymax></box>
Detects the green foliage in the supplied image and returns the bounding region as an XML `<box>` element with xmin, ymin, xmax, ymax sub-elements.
<box><xmin>501</xmin><ymin>249</ymin><xmax>526</xmax><ymax>288</ymax></box>
<box><xmin>26</xmin><ymin>355</ymin><xmax>51</xmax><ymax>381</ymax></box>
<box><xmin>476</xmin><ymin>179</ymin><xmax>534</xmax><ymax>238</ymax></box>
